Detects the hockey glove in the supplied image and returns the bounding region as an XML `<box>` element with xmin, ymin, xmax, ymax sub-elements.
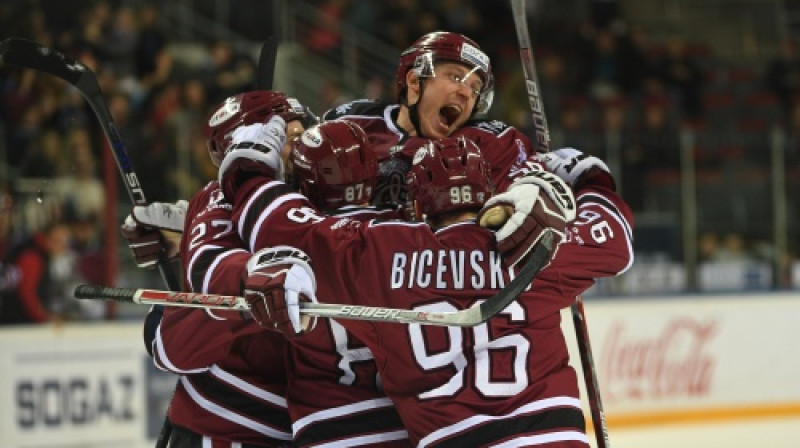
<box><xmin>478</xmin><ymin>170</ymin><xmax>576</xmax><ymax>267</ymax></box>
<box><xmin>120</xmin><ymin>200</ymin><xmax>188</xmax><ymax>268</ymax></box>
<box><xmin>218</xmin><ymin>116</ymin><xmax>286</xmax><ymax>199</ymax></box>
<box><xmin>244</xmin><ymin>246</ymin><xmax>318</xmax><ymax>338</ymax></box>
<box><xmin>537</xmin><ymin>147</ymin><xmax>616</xmax><ymax>191</ymax></box>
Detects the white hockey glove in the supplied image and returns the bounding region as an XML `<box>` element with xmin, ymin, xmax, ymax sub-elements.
<box><xmin>218</xmin><ymin>116</ymin><xmax>286</xmax><ymax>199</ymax></box>
<box><xmin>478</xmin><ymin>170</ymin><xmax>576</xmax><ymax>267</ymax></box>
<box><xmin>537</xmin><ymin>147</ymin><xmax>615</xmax><ymax>191</ymax></box>
<box><xmin>244</xmin><ymin>246</ymin><xmax>318</xmax><ymax>338</ymax></box>
<box><xmin>120</xmin><ymin>200</ymin><xmax>188</xmax><ymax>268</ymax></box>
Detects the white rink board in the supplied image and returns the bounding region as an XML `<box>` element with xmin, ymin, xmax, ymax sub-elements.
<box><xmin>563</xmin><ymin>293</ymin><xmax>800</xmax><ymax>415</ymax></box>
<box><xmin>563</xmin><ymin>292</ymin><xmax>800</xmax><ymax>447</ymax></box>
<box><xmin>1</xmin><ymin>294</ymin><xmax>799</xmax><ymax>447</ymax></box>
<box><xmin>0</xmin><ymin>323</ymin><xmax>152</xmax><ymax>448</ymax></box>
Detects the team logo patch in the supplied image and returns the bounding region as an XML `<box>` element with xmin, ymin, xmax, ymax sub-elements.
<box><xmin>209</xmin><ymin>97</ymin><xmax>241</xmax><ymax>127</ymax></box>
<box><xmin>301</xmin><ymin>126</ymin><xmax>323</xmax><ymax>148</ymax></box>
<box><xmin>412</xmin><ymin>144</ymin><xmax>433</xmax><ymax>165</ymax></box>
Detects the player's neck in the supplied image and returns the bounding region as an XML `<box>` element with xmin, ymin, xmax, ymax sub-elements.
<box><xmin>396</xmin><ymin>104</ymin><xmax>415</xmax><ymax>136</ymax></box>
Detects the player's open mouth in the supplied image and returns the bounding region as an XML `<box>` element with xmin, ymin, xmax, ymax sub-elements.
<box><xmin>439</xmin><ymin>104</ymin><xmax>462</xmax><ymax>129</ymax></box>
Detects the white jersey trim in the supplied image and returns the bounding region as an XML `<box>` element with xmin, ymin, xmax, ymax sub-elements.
<box><xmin>248</xmin><ymin>191</ymin><xmax>306</xmax><ymax>252</ymax></box>
<box><xmin>202</xmin><ymin>248</ymin><xmax>249</xmax><ymax>293</ymax></box>
<box><xmin>237</xmin><ymin>180</ymin><xmax>283</xmax><ymax>238</ymax></box>
<box><xmin>418</xmin><ymin>396</ymin><xmax>582</xmax><ymax>448</ymax></box>
<box><xmin>209</xmin><ymin>365</ymin><xmax>287</xmax><ymax>408</ymax></box>
<box><xmin>576</xmin><ymin>192</ymin><xmax>635</xmax><ymax>275</ymax></box>
<box><xmin>308</xmin><ymin>430</ymin><xmax>410</xmax><ymax>448</ymax></box>
<box><xmin>153</xmin><ymin>324</ymin><xmax>208</xmax><ymax>374</ymax></box>
<box><xmin>292</xmin><ymin>397</ymin><xmax>396</xmax><ymax>433</ymax></box>
<box><xmin>180</xmin><ymin>375</ymin><xmax>293</xmax><ymax>440</ymax></box>
<box><xmin>488</xmin><ymin>430</ymin><xmax>589</xmax><ymax>447</ymax></box>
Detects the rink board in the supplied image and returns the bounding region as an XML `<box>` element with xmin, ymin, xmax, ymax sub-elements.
<box><xmin>1</xmin><ymin>293</ymin><xmax>799</xmax><ymax>446</ymax></box>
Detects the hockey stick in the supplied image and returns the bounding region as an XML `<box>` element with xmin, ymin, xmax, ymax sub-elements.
<box><xmin>509</xmin><ymin>1</ymin><xmax>610</xmax><ymax>447</ymax></box>
<box><xmin>0</xmin><ymin>38</ymin><xmax>181</xmax><ymax>448</ymax></box>
<box><xmin>75</xmin><ymin>230</ymin><xmax>556</xmax><ymax>327</ymax></box>
<box><xmin>257</xmin><ymin>35</ymin><xmax>278</xmax><ymax>90</ymax></box>
<box><xmin>0</xmin><ymin>37</ymin><xmax>181</xmax><ymax>293</ymax></box>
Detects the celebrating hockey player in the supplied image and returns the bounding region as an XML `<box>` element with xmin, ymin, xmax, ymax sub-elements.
<box><xmin>215</xmin><ymin>115</ymin><xmax>633</xmax><ymax>446</ymax></box>
<box><xmin>121</xmin><ymin>90</ymin><xmax>308</xmax><ymax>448</ymax></box>
<box><xmin>323</xmin><ymin>30</ymin><xmax>586</xmax><ymax>266</ymax></box>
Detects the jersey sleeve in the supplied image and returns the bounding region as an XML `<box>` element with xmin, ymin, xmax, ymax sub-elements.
<box><xmin>180</xmin><ymin>182</ymin><xmax>249</xmax><ymax>295</ymax></box>
<box><xmin>153</xmin><ymin>182</ymin><xmax>264</xmax><ymax>373</ymax></box>
<box><xmin>545</xmin><ymin>185</ymin><xmax>635</xmax><ymax>296</ymax></box>
<box><xmin>456</xmin><ymin>120</ymin><xmax>537</xmax><ymax>193</ymax></box>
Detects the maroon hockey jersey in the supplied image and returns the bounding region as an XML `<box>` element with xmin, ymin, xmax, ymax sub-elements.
<box><xmin>156</xmin><ymin>181</ymin><xmax>410</xmax><ymax>447</ymax></box>
<box><xmin>152</xmin><ymin>181</ymin><xmax>292</xmax><ymax>446</ymax></box>
<box><xmin>230</xmin><ymin>177</ymin><xmax>634</xmax><ymax>447</ymax></box>
<box><xmin>323</xmin><ymin>100</ymin><xmax>536</xmax><ymax>204</ymax></box>
<box><xmin>282</xmin><ymin>204</ymin><xmax>412</xmax><ymax>447</ymax></box>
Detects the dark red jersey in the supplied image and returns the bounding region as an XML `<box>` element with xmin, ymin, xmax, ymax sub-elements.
<box><xmin>323</xmin><ymin>100</ymin><xmax>536</xmax><ymax>203</ymax></box>
<box><xmin>230</xmin><ymin>177</ymin><xmax>634</xmax><ymax>447</ymax></box>
<box><xmin>158</xmin><ymin>182</ymin><xmax>410</xmax><ymax>447</ymax></box>
<box><xmin>283</xmin><ymin>204</ymin><xmax>411</xmax><ymax>447</ymax></box>
<box><xmin>152</xmin><ymin>181</ymin><xmax>292</xmax><ymax>446</ymax></box>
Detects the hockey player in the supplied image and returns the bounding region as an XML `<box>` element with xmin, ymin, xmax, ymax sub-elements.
<box><xmin>123</xmin><ymin>110</ymin><xmax>412</xmax><ymax>446</ymax></box>
<box><xmin>277</xmin><ymin>119</ymin><xmax>411</xmax><ymax>446</ymax></box>
<box><xmin>216</xmin><ymin>119</ymin><xmax>633</xmax><ymax>446</ymax></box>
<box><xmin>322</xmin><ymin>30</ymin><xmax>587</xmax><ymax>267</ymax></box>
<box><xmin>121</xmin><ymin>91</ymin><xmax>308</xmax><ymax>447</ymax></box>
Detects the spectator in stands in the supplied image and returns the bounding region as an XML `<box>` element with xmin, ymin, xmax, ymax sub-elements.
<box><xmin>655</xmin><ymin>35</ymin><xmax>705</xmax><ymax>119</ymax></box>
<box><xmin>54</xmin><ymin>128</ymin><xmax>105</xmax><ymax>224</ymax></box>
<box><xmin>0</xmin><ymin>221</ymin><xmax>73</xmax><ymax>324</ymax></box>
<box><xmin>623</xmin><ymin>96</ymin><xmax>680</xmax><ymax>211</ymax></box>
<box><xmin>201</xmin><ymin>40</ymin><xmax>256</xmax><ymax>103</ymax></box>
<box><xmin>765</xmin><ymin>38</ymin><xmax>800</xmax><ymax>121</ymax></box>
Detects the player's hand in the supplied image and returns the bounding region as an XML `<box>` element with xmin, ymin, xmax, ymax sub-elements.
<box><xmin>120</xmin><ymin>201</ymin><xmax>188</xmax><ymax>268</ymax></box>
<box><xmin>477</xmin><ymin>170</ymin><xmax>575</xmax><ymax>266</ymax></box>
<box><xmin>537</xmin><ymin>147</ymin><xmax>616</xmax><ymax>191</ymax></box>
<box><xmin>244</xmin><ymin>246</ymin><xmax>317</xmax><ymax>338</ymax></box>
<box><xmin>218</xmin><ymin>116</ymin><xmax>286</xmax><ymax>199</ymax></box>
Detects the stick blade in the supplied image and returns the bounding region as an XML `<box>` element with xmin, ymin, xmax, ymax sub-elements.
<box><xmin>0</xmin><ymin>37</ymin><xmax>87</xmax><ymax>86</ymax></box>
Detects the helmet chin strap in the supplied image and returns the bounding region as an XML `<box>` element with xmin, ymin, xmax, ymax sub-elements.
<box><xmin>407</xmin><ymin>79</ymin><xmax>427</xmax><ymax>137</ymax></box>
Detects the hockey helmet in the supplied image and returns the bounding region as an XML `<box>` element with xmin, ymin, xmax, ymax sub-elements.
<box><xmin>205</xmin><ymin>91</ymin><xmax>307</xmax><ymax>166</ymax></box>
<box><xmin>290</xmin><ymin>120</ymin><xmax>378</xmax><ymax>211</ymax></box>
<box><xmin>396</xmin><ymin>31</ymin><xmax>495</xmax><ymax>114</ymax></box>
<box><xmin>406</xmin><ymin>136</ymin><xmax>493</xmax><ymax>218</ymax></box>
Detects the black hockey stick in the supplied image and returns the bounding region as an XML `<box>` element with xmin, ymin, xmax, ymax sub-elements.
<box><xmin>0</xmin><ymin>37</ymin><xmax>180</xmax><ymax>448</ymax></box>
<box><xmin>509</xmin><ymin>1</ymin><xmax>610</xmax><ymax>447</ymax></box>
<box><xmin>0</xmin><ymin>38</ymin><xmax>181</xmax><ymax>293</ymax></box>
<box><xmin>75</xmin><ymin>230</ymin><xmax>556</xmax><ymax>326</ymax></box>
<box><xmin>257</xmin><ymin>35</ymin><xmax>278</xmax><ymax>90</ymax></box>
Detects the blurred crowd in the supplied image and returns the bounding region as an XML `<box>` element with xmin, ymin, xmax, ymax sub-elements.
<box><xmin>1</xmin><ymin>0</ymin><xmax>798</xmax><ymax>323</ymax></box>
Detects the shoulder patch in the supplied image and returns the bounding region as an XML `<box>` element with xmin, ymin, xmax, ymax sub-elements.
<box><xmin>469</xmin><ymin>119</ymin><xmax>510</xmax><ymax>136</ymax></box>
<box><xmin>324</xmin><ymin>99</ymin><xmax>388</xmax><ymax>120</ymax></box>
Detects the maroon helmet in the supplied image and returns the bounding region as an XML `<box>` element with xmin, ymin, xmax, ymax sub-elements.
<box><xmin>406</xmin><ymin>136</ymin><xmax>493</xmax><ymax>218</ymax></box>
<box><xmin>205</xmin><ymin>91</ymin><xmax>306</xmax><ymax>166</ymax></box>
<box><xmin>396</xmin><ymin>31</ymin><xmax>494</xmax><ymax>114</ymax></box>
<box><xmin>290</xmin><ymin>120</ymin><xmax>378</xmax><ymax>211</ymax></box>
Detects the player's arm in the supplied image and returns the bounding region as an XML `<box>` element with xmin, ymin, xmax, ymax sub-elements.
<box><xmin>533</xmin><ymin>147</ymin><xmax>634</xmax><ymax>281</ymax></box>
<box><xmin>120</xmin><ymin>200</ymin><xmax>187</xmax><ymax>269</ymax></box>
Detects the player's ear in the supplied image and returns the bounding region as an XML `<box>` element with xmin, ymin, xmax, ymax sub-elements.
<box><xmin>406</xmin><ymin>70</ymin><xmax>420</xmax><ymax>88</ymax></box>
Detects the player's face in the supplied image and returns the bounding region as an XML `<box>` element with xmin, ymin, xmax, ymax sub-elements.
<box><xmin>408</xmin><ymin>62</ymin><xmax>482</xmax><ymax>138</ymax></box>
<box><xmin>282</xmin><ymin>119</ymin><xmax>305</xmax><ymax>164</ymax></box>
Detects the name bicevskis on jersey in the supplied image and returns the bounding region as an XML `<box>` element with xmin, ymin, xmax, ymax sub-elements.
<box><xmin>390</xmin><ymin>249</ymin><xmax>527</xmax><ymax>291</ymax></box>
